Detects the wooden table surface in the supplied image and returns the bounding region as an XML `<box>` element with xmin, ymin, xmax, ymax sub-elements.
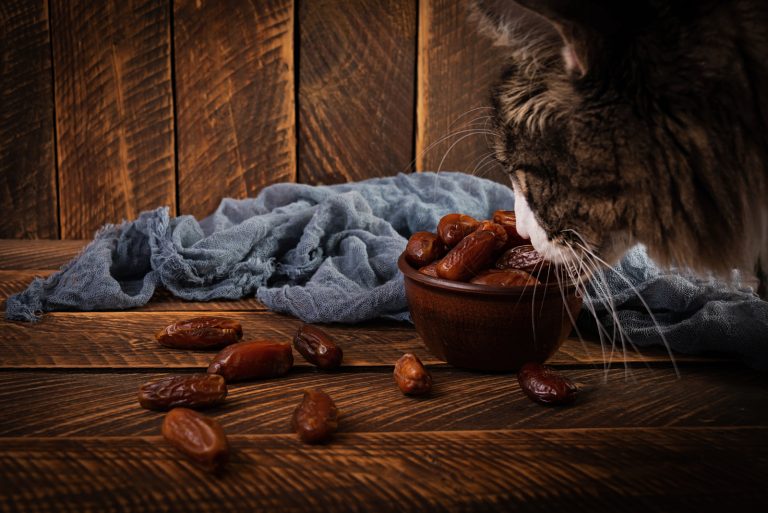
<box><xmin>0</xmin><ymin>239</ymin><xmax>766</xmax><ymax>512</ymax></box>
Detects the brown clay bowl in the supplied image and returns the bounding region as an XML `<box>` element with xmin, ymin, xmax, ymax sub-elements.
<box><xmin>398</xmin><ymin>254</ymin><xmax>583</xmax><ymax>372</ymax></box>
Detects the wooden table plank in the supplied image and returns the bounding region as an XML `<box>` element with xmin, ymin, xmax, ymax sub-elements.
<box><xmin>51</xmin><ymin>0</ymin><xmax>176</xmax><ymax>239</ymax></box>
<box><xmin>298</xmin><ymin>0</ymin><xmax>417</xmax><ymax>184</ymax></box>
<box><xmin>0</xmin><ymin>0</ymin><xmax>58</xmax><ymax>239</ymax></box>
<box><xmin>0</xmin><ymin>310</ymin><xmax>701</xmax><ymax>368</ymax></box>
<box><xmin>0</xmin><ymin>311</ymin><xmax>422</xmax><ymax>368</ymax></box>
<box><xmin>174</xmin><ymin>0</ymin><xmax>296</xmax><ymax>219</ymax></box>
<box><xmin>1</xmin><ymin>366</ymin><xmax>765</xmax><ymax>436</ymax></box>
<box><xmin>0</xmin><ymin>240</ymin><xmax>87</xmax><ymax>270</ymax></box>
<box><xmin>1</xmin><ymin>428</ymin><xmax>765</xmax><ymax>512</ymax></box>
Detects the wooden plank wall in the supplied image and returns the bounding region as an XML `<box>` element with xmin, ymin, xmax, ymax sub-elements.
<box><xmin>50</xmin><ymin>0</ymin><xmax>176</xmax><ymax>239</ymax></box>
<box><xmin>0</xmin><ymin>0</ymin><xmax>511</xmax><ymax>240</ymax></box>
<box><xmin>0</xmin><ymin>0</ymin><xmax>58</xmax><ymax>238</ymax></box>
<box><xmin>174</xmin><ymin>0</ymin><xmax>296</xmax><ymax>219</ymax></box>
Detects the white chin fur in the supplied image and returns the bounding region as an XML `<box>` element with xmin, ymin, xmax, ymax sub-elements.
<box><xmin>514</xmin><ymin>190</ymin><xmax>570</xmax><ymax>265</ymax></box>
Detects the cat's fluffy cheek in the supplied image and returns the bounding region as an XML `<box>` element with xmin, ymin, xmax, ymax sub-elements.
<box><xmin>513</xmin><ymin>190</ymin><xmax>569</xmax><ymax>264</ymax></box>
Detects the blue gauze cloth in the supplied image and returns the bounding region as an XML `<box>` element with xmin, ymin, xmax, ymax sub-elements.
<box><xmin>5</xmin><ymin>172</ymin><xmax>513</xmax><ymax>323</ymax></box>
<box><xmin>579</xmin><ymin>246</ymin><xmax>768</xmax><ymax>369</ymax></box>
<box><xmin>5</xmin><ymin>172</ymin><xmax>767</xmax><ymax>366</ymax></box>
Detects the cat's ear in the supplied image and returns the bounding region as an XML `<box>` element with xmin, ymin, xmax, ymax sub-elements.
<box><xmin>470</xmin><ymin>0</ymin><xmax>560</xmax><ymax>51</ymax></box>
<box><xmin>513</xmin><ymin>0</ymin><xmax>618</xmax><ymax>77</ymax></box>
<box><xmin>473</xmin><ymin>0</ymin><xmax>646</xmax><ymax>77</ymax></box>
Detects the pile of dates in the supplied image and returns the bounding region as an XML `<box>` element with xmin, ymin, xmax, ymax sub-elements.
<box><xmin>405</xmin><ymin>210</ymin><xmax>555</xmax><ymax>287</ymax></box>
<box><xmin>142</xmin><ymin>317</ymin><xmax>436</xmax><ymax>471</ymax></box>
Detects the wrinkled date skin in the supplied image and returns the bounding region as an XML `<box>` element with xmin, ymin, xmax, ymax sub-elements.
<box><xmin>293</xmin><ymin>324</ymin><xmax>344</xmax><ymax>370</ymax></box>
<box><xmin>436</xmin><ymin>229</ymin><xmax>501</xmax><ymax>282</ymax></box>
<box><xmin>155</xmin><ymin>317</ymin><xmax>243</xmax><ymax>349</ymax></box>
<box><xmin>517</xmin><ymin>363</ymin><xmax>578</xmax><ymax>405</ymax></box>
<box><xmin>405</xmin><ymin>231</ymin><xmax>447</xmax><ymax>268</ymax></box>
<box><xmin>492</xmin><ymin>210</ymin><xmax>529</xmax><ymax>248</ymax></box>
<box><xmin>207</xmin><ymin>341</ymin><xmax>293</xmax><ymax>382</ymax></box>
<box><xmin>437</xmin><ymin>213</ymin><xmax>480</xmax><ymax>247</ymax></box>
<box><xmin>394</xmin><ymin>353</ymin><xmax>432</xmax><ymax>396</ymax></box>
<box><xmin>139</xmin><ymin>374</ymin><xmax>227</xmax><ymax>411</ymax></box>
<box><xmin>292</xmin><ymin>389</ymin><xmax>340</xmax><ymax>444</ymax></box>
<box><xmin>496</xmin><ymin>244</ymin><xmax>551</xmax><ymax>276</ymax></box>
<box><xmin>162</xmin><ymin>407</ymin><xmax>229</xmax><ymax>470</ymax></box>
<box><xmin>470</xmin><ymin>269</ymin><xmax>540</xmax><ymax>287</ymax></box>
<box><xmin>474</xmin><ymin>221</ymin><xmax>508</xmax><ymax>250</ymax></box>
<box><xmin>418</xmin><ymin>262</ymin><xmax>440</xmax><ymax>277</ymax></box>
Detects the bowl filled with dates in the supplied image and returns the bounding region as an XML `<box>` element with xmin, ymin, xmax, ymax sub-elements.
<box><xmin>397</xmin><ymin>210</ymin><xmax>582</xmax><ymax>371</ymax></box>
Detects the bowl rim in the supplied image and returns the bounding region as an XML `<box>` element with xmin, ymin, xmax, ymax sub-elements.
<box><xmin>397</xmin><ymin>253</ymin><xmax>580</xmax><ymax>297</ymax></box>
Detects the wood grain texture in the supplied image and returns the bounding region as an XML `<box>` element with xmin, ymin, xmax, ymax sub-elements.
<box><xmin>0</xmin><ymin>311</ymin><xmax>423</xmax><ymax>368</ymax></box>
<box><xmin>1</xmin><ymin>367</ymin><xmax>765</xmax><ymax>436</ymax></box>
<box><xmin>0</xmin><ymin>239</ymin><xmax>86</xmax><ymax>269</ymax></box>
<box><xmin>0</xmin><ymin>0</ymin><xmax>58</xmax><ymax>239</ymax></box>
<box><xmin>299</xmin><ymin>0</ymin><xmax>416</xmax><ymax>184</ymax></box>
<box><xmin>417</xmin><ymin>0</ymin><xmax>509</xmax><ymax>182</ymax></box>
<box><xmin>1</xmin><ymin>428</ymin><xmax>766</xmax><ymax>512</ymax></box>
<box><xmin>174</xmin><ymin>0</ymin><xmax>295</xmax><ymax>219</ymax></box>
<box><xmin>51</xmin><ymin>0</ymin><xmax>175</xmax><ymax>239</ymax></box>
<box><xmin>0</xmin><ymin>309</ymin><xmax>704</xmax><ymax>369</ymax></box>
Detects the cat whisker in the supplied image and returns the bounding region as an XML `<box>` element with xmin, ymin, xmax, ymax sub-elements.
<box><xmin>436</xmin><ymin>131</ymin><xmax>499</xmax><ymax>174</ymax></box>
<box><xmin>424</xmin><ymin>128</ymin><xmax>500</xmax><ymax>198</ymax></box>
<box><xmin>566</xmin><ymin>238</ymin><xmax>653</xmax><ymax>381</ymax></box>
<box><xmin>575</xmin><ymin>244</ymin><xmax>644</xmax><ymax>381</ymax></box>
<box><xmin>448</xmin><ymin>106</ymin><xmax>496</xmax><ymax>130</ymax></box>
<box><xmin>530</xmin><ymin>262</ymin><xmax>540</xmax><ymax>345</ymax></box>
<box><xmin>400</xmin><ymin>104</ymin><xmax>500</xmax><ymax>174</ymax></box>
<box><xmin>469</xmin><ymin>152</ymin><xmax>497</xmax><ymax>176</ymax></box>
<box><xmin>563</xmin><ymin>243</ymin><xmax>613</xmax><ymax>378</ymax></box>
<box><xmin>572</xmin><ymin>239</ymin><xmax>680</xmax><ymax>379</ymax></box>
<box><xmin>401</xmin><ymin>126</ymin><xmax>501</xmax><ymax>174</ymax></box>
<box><xmin>552</xmin><ymin>260</ymin><xmax>593</xmax><ymax>367</ymax></box>
<box><xmin>470</xmin><ymin>155</ymin><xmax>503</xmax><ymax>180</ymax></box>
<box><xmin>568</xmin><ymin>245</ymin><xmax>619</xmax><ymax>365</ymax></box>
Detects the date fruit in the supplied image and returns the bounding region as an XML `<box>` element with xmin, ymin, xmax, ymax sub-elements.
<box><xmin>496</xmin><ymin>244</ymin><xmax>551</xmax><ymax>275</ymax></box>
<box><xmin>292</xmin><ymin>389</ymin><xmax>340</xmax><ymax>444</ymax></box>
<box><xmin>475</xmin><ymin>221</ymin><xmax>509</xmax><ymax>249</ymax></box>
<box><xmin>394</xmin><ymin>353</ymin><xmax>432</xmax><ymax>396</ymax></box>
<box><xmin>162</xmin><ymin>407</ymin><xmax>229</xmax><ymax>470</ymax></box>
<box><xmin>155</xmin><ymin>317</ymin><xmax>242</xmax><ymax>350</ymax></box>
<box><xmin>139</xmin><ymin>374</ymin><xmax>227</xmax><ymax>411</ymax></box>
<box><xmin>418</xmin><ymin>262</ymin><xmax>439</xmax><ymax>277</ymax></box>
<box><xmin>436</xmin><ymin>229</ymin><xmax>500</xmax><ymax>281</ymax></box>
<box><xmin>405</xmin><ymin>231</ymin><xmax>447</xmax><ymax>267</ymax></box>
<box><xmin>492</xmin><ymin>210</ymin><xmax>529</xmax><ymax>247</ymax></box>
<box><xmin>437</xmin><ymin>213</ymin><xmax>480</xmax><ymax>247</ymax></box>
<box><xmin>470</xmin><ymin>269</ymin><xmax>540</xmax><ymax>287</ymax></box>
<box><xmin>517</xmin><ymin>363</ymin><xmax>578</xmax><ymax>405</ymax></box>
<box><xmin>207</xmin><ymin>340</ymin><xmax>293</xmax><ymax>382</ymax></box>
<box><xmin>293</xmin><ymin>324</ymin><xmax>343</xmax><ymax>370</ymax></box>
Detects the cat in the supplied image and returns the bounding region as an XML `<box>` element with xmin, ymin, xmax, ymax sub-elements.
<box><xmin>472</xmin><ymin>0</ymin><xmax>768</xmax><ymax>298</ymax></box>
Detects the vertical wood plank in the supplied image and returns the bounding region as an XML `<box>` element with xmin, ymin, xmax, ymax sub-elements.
<box><xmin>0</xmin><ymin>0</ymin><xmax>58</xmax><ymax>238</ymax></box>
<box><xmin>174</xmin><ymin>0</ymin><xmax>296</xmax><ymax>219</ymax></box>
<box><xmin>299</xmin><ymin>0</ymin><xmax>416</xmax><ymax>185</ymax></box>
<box><xmin>417</xmin><ymin>0</ymin><xmax>508</xmax><ymax>182</ymax></box>
<box><xmin>51</xmin><ymin>0</ymin><xmax>175</xmax><ymax>239</ymax></box>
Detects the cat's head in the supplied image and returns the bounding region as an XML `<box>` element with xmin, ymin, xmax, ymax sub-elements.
<box><xmin>475</xmin><ymin>0</ymin><xmax>767</xmax><ymax>274</ymax></box>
